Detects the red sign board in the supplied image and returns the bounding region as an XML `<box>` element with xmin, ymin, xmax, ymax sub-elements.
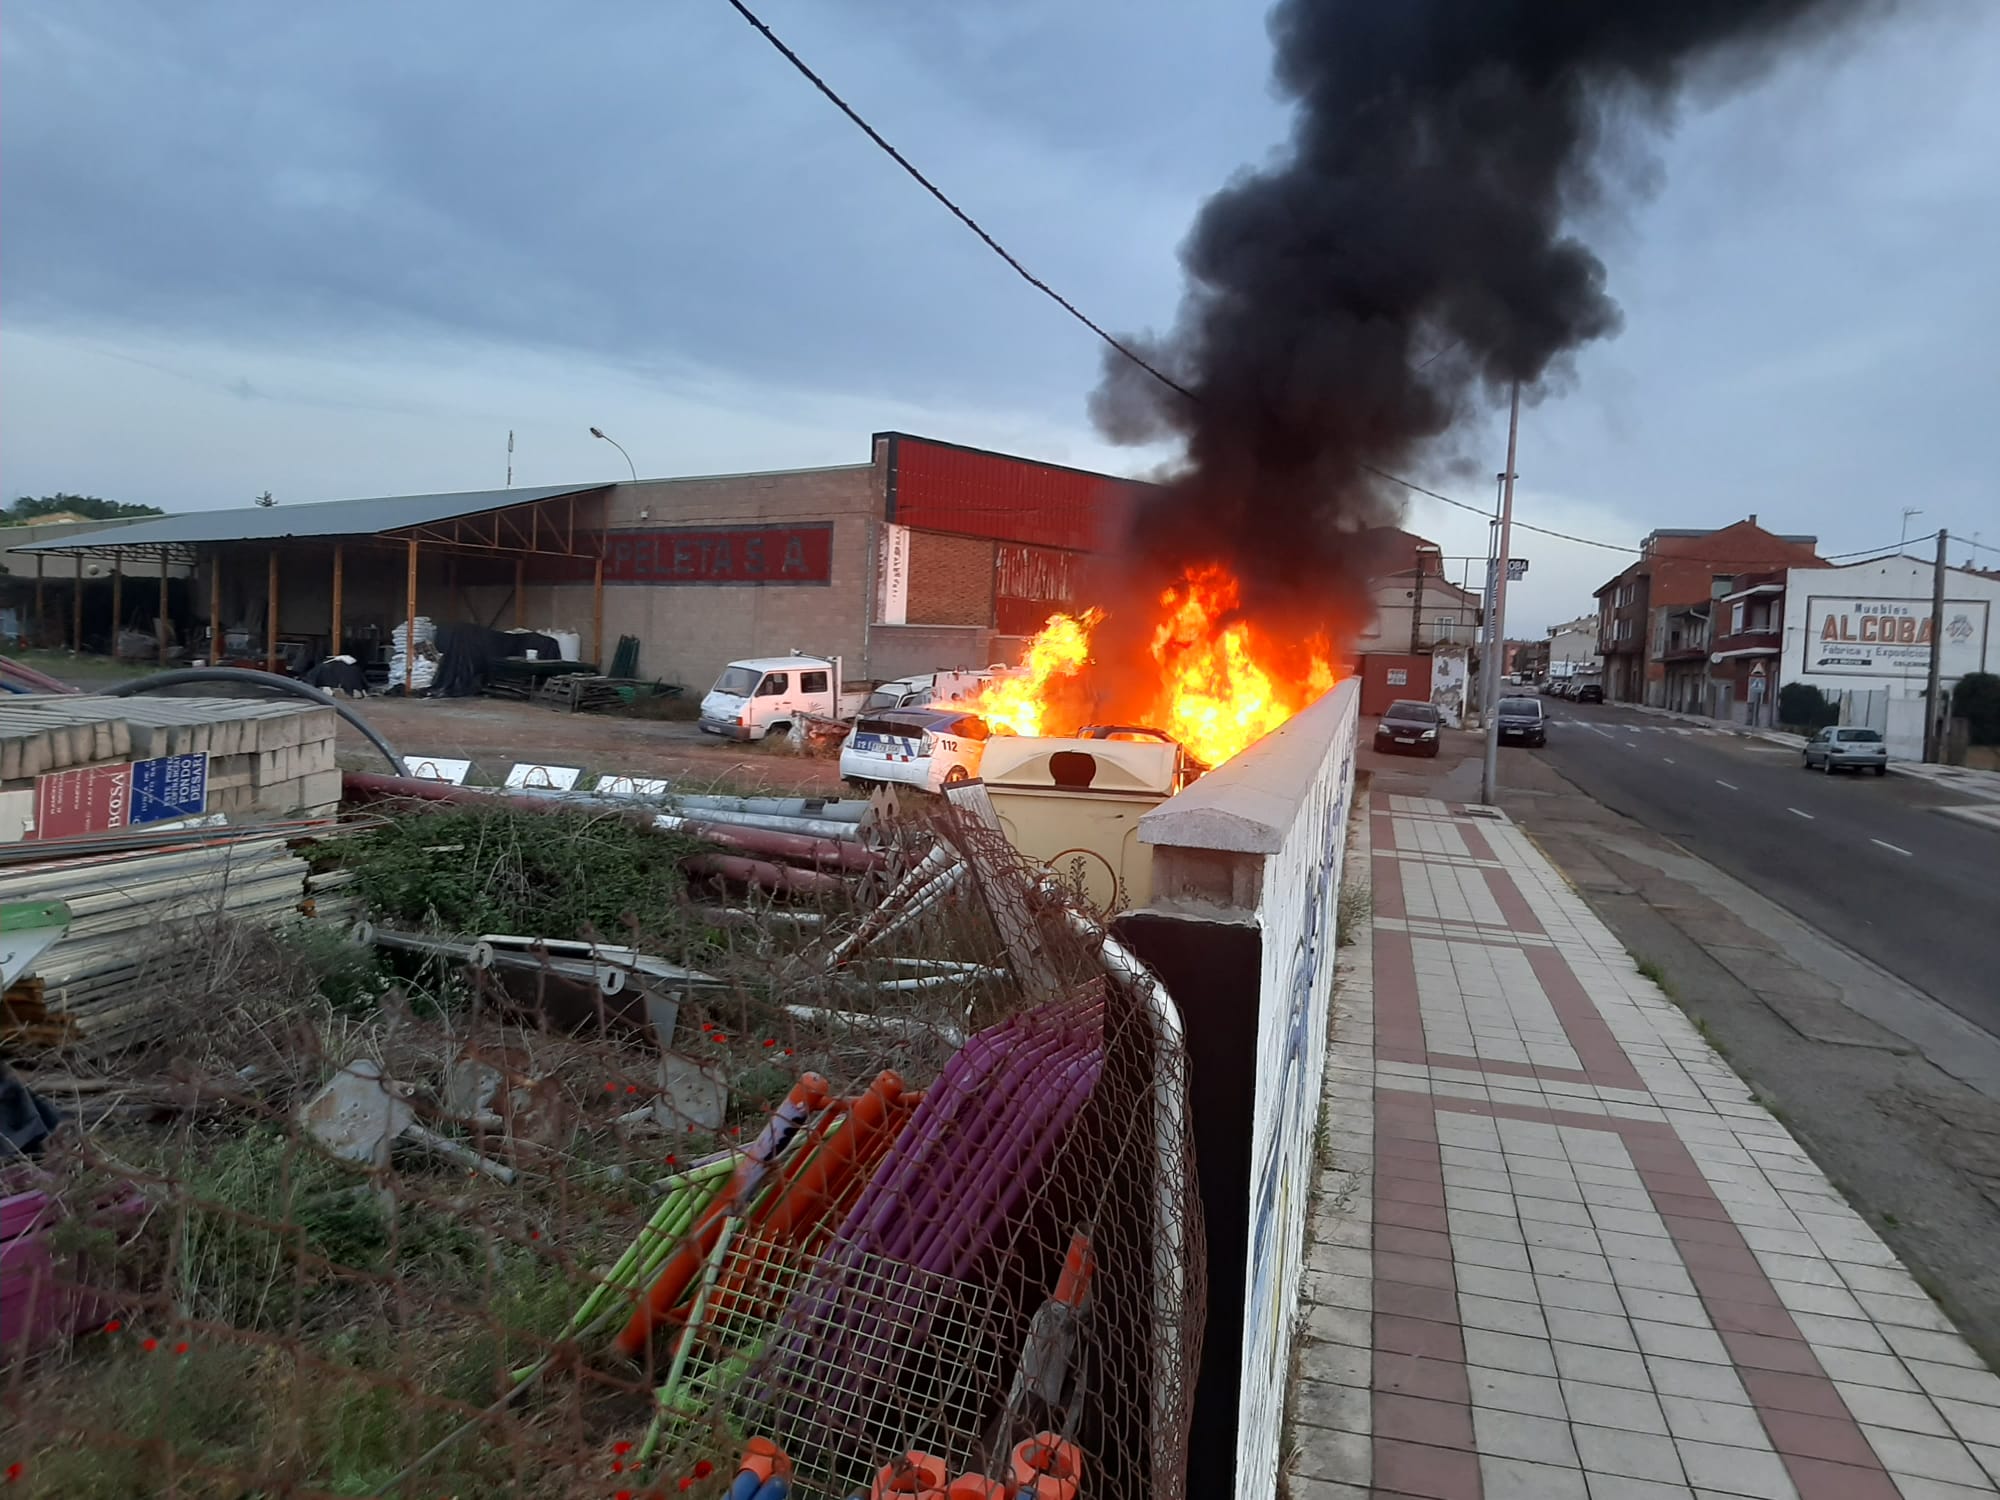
<box><xmin>31</xmin><ymin>764</ymin><xmax>132</xmax><ymax>841</ymax></box>
<box><xmin>603</xmin><ymin>524</ymin><xmax>833</xmax><ymax>586</ymax></box>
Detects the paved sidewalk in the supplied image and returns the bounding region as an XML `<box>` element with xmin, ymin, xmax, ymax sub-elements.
<box><xmin>1292</xmin><ymin>794</ymin><xmax>2000</xmax><ymax>1499</ymax></box>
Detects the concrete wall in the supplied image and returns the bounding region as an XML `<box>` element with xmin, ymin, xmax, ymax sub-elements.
<box><xmin>864</xmin><ymin>624</ymin><xmax>997</xmax><ymax>681</ymax></box>
<box><xmin>1120</xmin><ymin>680</ymin><xmax>1361</xmax><ymax>1500</ymax></box>
<box><xmin>523</xmin><ymin>464</ymin><xmax>879</xmax><ymax>689</ymax></box>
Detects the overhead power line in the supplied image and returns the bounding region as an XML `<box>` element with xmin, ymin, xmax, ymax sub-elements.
<box><xmin>724</xmin><ymin>1</ymin><xmax>1960</xmax><ymax>584</ymax></box>
<box><xmin>721</xmin><ymin>0</ymin><xmax>1196</xmax><ymax>407</ymax></box>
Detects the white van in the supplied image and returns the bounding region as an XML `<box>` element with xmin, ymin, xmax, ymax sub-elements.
<box><xmin>699</xmin><ymin>655</ymin><xmax>868</xmax><ymax>741</ymax></box>
<box><xmin>839</xmin><ymin>708</ymin><xmax>992</xmax><ymax>792</ymax></box>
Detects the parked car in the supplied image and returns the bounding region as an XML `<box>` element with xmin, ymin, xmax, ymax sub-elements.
<box><xmin>857</xmin><ymin>669</ymin><xmax>994</xmax><ymax>713</ymax></box>
<box><xmin>1572</xmin><ymin>683</ymin><xmax>1604</xmax><ymax>704</ymax></box>
<box><xmin>1496</xmin><ymin>696</ymin><xmax>1547</xmax><ymax>748</ymax></box>
<box><xmin>1802</xmin><ymin>726</ymin><xmax>1888</xmax><ymax>776</ymax></box>
<box><xmin>1373</xmin><ymin>700</ymin><xmax>1442</xmax><ymax>757</ymax></box>
<box><xmin>840</xmin><ymin>708</ymin><xmax>991</xmax><ymax>792</ymax></box>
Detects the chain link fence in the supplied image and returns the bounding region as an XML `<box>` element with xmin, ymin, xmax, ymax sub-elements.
<box><xmin>4</xmin><ymin>791</ymin><xmax>1204</xmax><ymax>1500</ymax></box>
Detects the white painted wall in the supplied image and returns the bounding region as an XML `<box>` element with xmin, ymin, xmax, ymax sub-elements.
<box><xmin>1781</xmin><ymin>559</ymin><xmax>1999</xmax><ymax>699</ymax></box>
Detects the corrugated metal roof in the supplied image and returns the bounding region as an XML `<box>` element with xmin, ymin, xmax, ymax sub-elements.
<box><xmin>13</xmin><ymin>483</ymin><xmax>609</xmax><ymax>552</ymax></box>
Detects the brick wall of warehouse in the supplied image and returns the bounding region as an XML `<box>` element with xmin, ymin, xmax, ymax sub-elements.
<box><xmin>520</xmin><ymin>464</ymin><xmax>879</xmax><ymax>692</ymax></box>
<box><xmin>905</xmin><ymin>530</ymin><xmax>995</xmax><ymax>626</ymax></box>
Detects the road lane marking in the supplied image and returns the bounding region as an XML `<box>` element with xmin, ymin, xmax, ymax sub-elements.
<box><xmin>1872</xmin><ymin>838</ymin><xmax>1913</xmax><ymax>857</ymax></box>
<box><xmin>1663</xmin><ymin>757</ymin><xmax>1676</xmax><ymax>764</ymax></box>
<box><xmin>1716</xmin><ymin>780</ymin><xmax>1738</xmax><ymax>790</ymax></box>
<box><xmin>1788</xmin><ymin>807</ymin><xmax>1814</xmax><ymax>820</ymax></box>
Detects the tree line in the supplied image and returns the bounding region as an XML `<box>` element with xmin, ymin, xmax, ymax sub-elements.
<box><xmin>3</xmin><ymin>493</ymin><xmax>164</xmax><ymax>525</ymax></box>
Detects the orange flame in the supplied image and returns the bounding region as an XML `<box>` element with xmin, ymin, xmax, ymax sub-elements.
<box><xmin>959</xmin><ymin>607</ymin><xmax>1103</xmax><ymax>736</ymax></box>
<box><xmin>960</xmin><ymin>565</ymin><xmax>1337</xmax><ymax>766</ymax></box>
<box><xmin>1144</xmin><ymin>564</ymin><xmax>1335</xmax><ymax>767</ymax></box>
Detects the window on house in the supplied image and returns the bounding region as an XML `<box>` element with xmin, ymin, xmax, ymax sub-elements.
<box><xmin>1731</xmin><ymin>603</ymin><xmax>1745</xmax><ymax>634</ymax></box>
<box><xmin>1437</xmin><ymin>615</ymin><xmax>1453</xmax><ymax>636</ymax></box>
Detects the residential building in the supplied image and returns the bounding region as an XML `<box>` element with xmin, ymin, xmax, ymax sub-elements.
<box><xmin>1503</xmin><ymin>639</ymin><xmax>1548</xmax><ymax>681</ymax></box>
<box><xmin>1594</xmin><ymin>517</ymin><xmax>1821</xmax><ymax>706</ymax></box>
<box><xmin>1545</xmin><ymin>613</ymin><xmax>1600</xmax><ymax>682</ymax></box>
<box><xmin>1358</xmin><ymin>529</ymin><xmax>1483</xmax><ymax>653</ymax></box>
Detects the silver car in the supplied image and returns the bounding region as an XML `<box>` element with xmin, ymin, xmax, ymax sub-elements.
<box><xmin>1802</xmin><ymin>726</ymin><xmax>1888</xmax><ymax>776</ymax></box>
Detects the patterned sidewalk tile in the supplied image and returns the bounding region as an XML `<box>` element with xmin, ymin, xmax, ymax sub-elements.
<box><xmin>1289</xmin><ymin>793</ymin><xmax>2000</xmax><ymax>1500</ymax></box>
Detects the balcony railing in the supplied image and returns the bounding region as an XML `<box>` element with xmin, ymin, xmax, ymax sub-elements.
<box><xmin>1711</xmin><ymin>626</ymin><xmax>1782</xmax><ymax>657</ymax></box>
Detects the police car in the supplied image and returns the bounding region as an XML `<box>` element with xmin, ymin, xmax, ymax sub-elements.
<box><xmin>838</xmin><ymin>708</ymin><xmax>992</xmax><ymax>793</ymax></box>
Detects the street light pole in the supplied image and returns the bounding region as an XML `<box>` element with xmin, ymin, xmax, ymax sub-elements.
<box><xmin>1481</xmin><ymin>381</ymin><xmax>1522</xmax><ymax>807</ymax></box>
<box><xmin>589</xmin><ymin>426</ymin><xmax>638</xmax><ymax>483</ymax></box>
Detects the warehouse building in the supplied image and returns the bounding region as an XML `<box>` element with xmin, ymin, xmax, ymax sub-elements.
<box><xmin>20</xmin><ymin>432</ymin><xmax>1150</xmax><ymax>693</ymax></box>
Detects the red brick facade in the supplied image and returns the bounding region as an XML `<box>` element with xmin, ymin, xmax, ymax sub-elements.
<box><xmin>1595</xmin><ymin>520</ymin><xmax>1822</xmax><ymax>706</ymax></box>
<box><xmin>905</xmin><ymin>529</ymin><xmax>996</xmax><ymax>627</ymax></box>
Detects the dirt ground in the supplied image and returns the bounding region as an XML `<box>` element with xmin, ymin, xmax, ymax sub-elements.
<box><xmin>333</xmin><ymin>694</ymin><xmax>848</xmax><ymax>795</ymax></box>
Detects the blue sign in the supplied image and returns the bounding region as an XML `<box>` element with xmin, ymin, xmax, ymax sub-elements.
<box><xmin>130</xmin><ymin>753</ymin><xmax>208</xmax><ymax>826</ymax></box>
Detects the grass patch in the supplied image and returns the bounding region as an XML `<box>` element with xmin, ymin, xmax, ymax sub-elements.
<box><xmin>1336</xmin><ymin>884</ymin><xmax>1371</xmax><ymax>949</ymax></box>
<box><xmin>1632</xmin><ymin>953</ymin><xmax>1672</xmax><ymax>995</ymax></box>
<box><xmin>1694</xmin><ymin>1015</ymin><xmax>1729</xmax><ymax>1058</ymax></box>
<box><xmin>316</xmin><ymin>804</ymin><xmax>706</xmax><ymax>949</ymax></box>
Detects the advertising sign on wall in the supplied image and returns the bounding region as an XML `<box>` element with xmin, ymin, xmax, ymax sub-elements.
<box><xmin>1803</xmin><ymin>596</ymin><xmax>1989</xmax><ymax>679</ymax></box>
<box><xmin>878</xmin><ymin>523</ymin><xmax>911</xmax><ymax>625</ymax></box>
<box><xmin>604</xmin><ymin>523</ymin><xmax>833</xmax><ymax>586</ymax></box>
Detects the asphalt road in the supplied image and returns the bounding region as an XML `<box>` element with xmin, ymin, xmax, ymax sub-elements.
<box><xmin>1537</xmin><ymin>700</ymin><xmax>2000</xmax><ymax>1038</ymax></box>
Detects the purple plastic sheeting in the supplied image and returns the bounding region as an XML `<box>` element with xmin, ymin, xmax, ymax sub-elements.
<box><xmin>746</xmin><ymin>995</ymin><xmax>1105</xmax><ymax>1474</ymax></box>
<box><xmin>1</xmin><ymin>1177</ymin><xmax>147</xmax><ymax>1357</ymax></box>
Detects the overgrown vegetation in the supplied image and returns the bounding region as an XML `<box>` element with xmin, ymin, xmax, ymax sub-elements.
<box><xmin>1777</xmin><ymin>681</ymin><xmax>1840</xmax><ymax>733</ymax></box>
<box><xmin>1335</xmin><ymin>884</ymin><xmax>1371</xmax><ymax>948</ymax></box>
<box><xmin>319</xmin><ymin>805</ymin><xmax>706</xmax><ymax>947</ymax></box>
<box><xmin>1954</xmin><ymin>671</ymin><xmax>2000</xmax><ymax>746</ymax></box>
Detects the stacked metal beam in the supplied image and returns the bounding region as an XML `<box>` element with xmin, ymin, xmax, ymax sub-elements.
<box><xmin>2</xmin><ymin>832</ymin><xmax>333</xmax><ymax>1054</ymax></box>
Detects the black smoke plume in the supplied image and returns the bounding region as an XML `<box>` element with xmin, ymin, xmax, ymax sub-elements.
<box><xmin>1092</xmin><ymin>0</ymin><xmax>1871</xmax><ymax>625</ymax></box>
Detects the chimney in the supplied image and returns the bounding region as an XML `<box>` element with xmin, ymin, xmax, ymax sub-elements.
<box><xmin>1748</xmin><ymin>513</ymin><xmax>1758</xmax><ymax>527</ymax></box>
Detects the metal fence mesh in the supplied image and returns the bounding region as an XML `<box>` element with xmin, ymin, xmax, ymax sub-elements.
<box><xmin>3</xmin><ymin>795</ymin><xmax>1204</xmax><ymax>1500</ymax></box>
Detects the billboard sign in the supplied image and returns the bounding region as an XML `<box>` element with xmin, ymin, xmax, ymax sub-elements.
<box><xmin>1803</xmin><ymin>596</ymin><xmax>1989</xmax><ymax>679</ymax></box>
<box><xmin>877</xmin><ymin>524</ymin><xmax>911</xmax><ymax>624</ymax></box>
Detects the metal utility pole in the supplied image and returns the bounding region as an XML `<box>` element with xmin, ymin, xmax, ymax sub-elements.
<box><xmin>1923</xmin><ymin>528</ymin><xmax>1948</xmax><ymax>764</ymax></box>
<box><xmin>1410</xmin><ymin>555</ymin><xmax>1425</xmax><ymax>655</ymax></box>
<box><xmin>1481</xmin><ymin>382</ymin><xmax>1522</xmax><ymax>806</ymax></box>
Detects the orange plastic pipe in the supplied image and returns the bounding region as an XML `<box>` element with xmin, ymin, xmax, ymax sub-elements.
<box><xmin>871</xmin><ymin>1451</ymin><xmax>947</xmax><ymax>1500</ymax></box>
<box><xmin>612</xmin><ymin>1072</ymin><xmax>830</xmax><ymax>1359</ymax></box>
<box><xmin>755</xmin><ymin>1070</ymin><xmax>905</xmax><ymax>1242</ymax></box>
<box><xmin>1010</xmin><ymin>1435</ymin><xmax>1081</xmax><ymax>1500</ymax></box>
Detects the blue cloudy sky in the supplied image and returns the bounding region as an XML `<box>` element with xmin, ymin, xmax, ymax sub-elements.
<box><xmin>3</xmin><ymin>0</ymin><xmax>1995</xmax><ymax>630</ymax></box>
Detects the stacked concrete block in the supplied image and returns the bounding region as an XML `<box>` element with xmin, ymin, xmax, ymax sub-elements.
<box><xmin>0</xmin><ymin>695</ymin><xmax>342</xmax><ymax>825</ymax></box>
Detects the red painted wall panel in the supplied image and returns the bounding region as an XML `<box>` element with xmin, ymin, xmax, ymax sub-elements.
<box><xmin>1359</xmin><ymin>653</ymin><xmax>1434</xmax><ymax>717</ymax></box>
<box><xmin>882</xmin><ymin>432</ymin><xmax>1146</xmax><ymax>552</ymax></box>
